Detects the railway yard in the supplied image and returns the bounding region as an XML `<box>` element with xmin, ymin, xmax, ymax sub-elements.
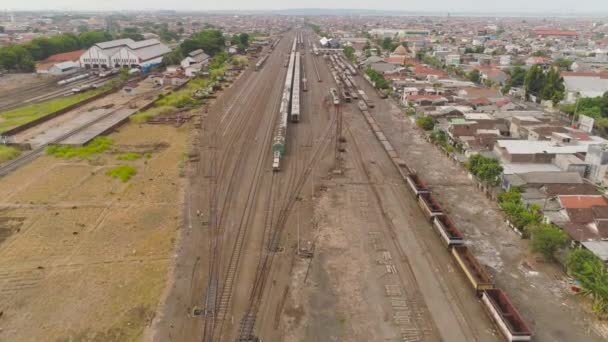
<box><xmin>0</xmin><ymin>27</ymin><xmax>606</xmax><ymax>342</ymax></box>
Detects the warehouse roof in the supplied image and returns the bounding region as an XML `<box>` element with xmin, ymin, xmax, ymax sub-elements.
<box><xmin>129</xmin><ymin>43</ymin><xmax>171</xmax><ymax>62</ymax></box>
<box><xmin>96</xmin><ymin>38</ymin><xmax>134</xmax><ymax>49</ymax></box>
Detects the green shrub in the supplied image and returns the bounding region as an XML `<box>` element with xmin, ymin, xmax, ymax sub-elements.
<box><xmin>416</xmin><ymin>115</ymin><xmax>435</xmax><ymax>130</ymax></box>
<box><xmin>116</xmin><ymin>152</ymin><xmax>140</xmax><ymax>161</ymax></box>
<box><xmin>529</xmin><ymin>223</ymin><xmax>569</xmax><ymax>260</ymax></box>
<box><xmin>567</xmin><ymin>248</ymin><xmax>608</xmax><ymax>318</ymax></box>
<box><xmin>130</xmin><ymin>106</ymin><xmax>176</xmax><ymax>123</ymax></box>
<box><xmin>0</xmin><ymin>145</ymin><xmax>21</xmax><ymax>163</ymax></box>
<box><xmin>46</xmin><ymin>137</ymin><xmax>113</xmax><ymax>159</ymax></box>
<box><xmin>106</xmin><ymin>165</ymin><xmax>137</xmax><ymax>182</ymax></box>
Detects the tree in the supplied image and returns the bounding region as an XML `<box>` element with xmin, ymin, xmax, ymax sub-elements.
<box><xmin>381</xmin><ymin>37</ymin><xmax>396</xmax><ymax>52</ymax></box>
<box><xmin>365</xmin><ymin>67</ymin><xmax>389</xmax><ymax>89</ymax></box>
<box><xmin>553</xmin><ymin>57</ymin><xmax>573</xmax><ymax>70</ymax></box>
<box><xmin>567</xmin><ymin>248</ymin><xmax>608</xmax><ymax>318</ymax></box>
<box><xmin>508</xmin><ymin>66</ymin><xmax>526</xmax><ymax>87</ymax></box>
<box><xmin>497</xmin><ymin>188</ymin><xmax>543</xmax><ymax>235</ymax></box>
<box><xmin>238</xmin><ymin>33</ymin><xmax>249</xmax><ymax>47</ymax></box>
<box><xmin>541</xmin><ymin>67</ymin><xmax>565</xmax><ymax>105</ymax></box>
<box><xmin>467</xmin><ymin>154</ymin><xmax>503</xmax><ymax>186</ymax></box>
<box><xmin>416</xmin><ymin>115</ymin><xmax>435</xmax><ymax>130</ymax></box>
<box><xmin>529</xmin><ymin>224</ymin><xmax>569</xmax><ymax>260</ymax></box>
<box><xmin>468</xmin><ymin>69</ymin><xmax>481</xmax><ymax>84</ymax></box>
<box><xmin>162</xmin><ymin>48</ymin><xmax>184</xmax><ymax>66</ymax></box>
<box><xmin>78</xmin><ymin>30</ymin><xmax>113</xmax><ymax>48</ymax></box>
<box><xmin>524</xmin><ymin>64</ymin><xmax>545</xmax><ymax>101</ymax></box>
<box><xmin>532</xmin><ymin>50</ymin><xmax>548</xmax><ymax>57</ymax></box>
<box><xmin>343</xmin><ymin>46</ymin><xmax>355</xmax><ymax>62</ymax></box>
<box><xmin>181</xmin><ymin>29</ymin><xmax>225</xmax><ymax>56</ymax></box>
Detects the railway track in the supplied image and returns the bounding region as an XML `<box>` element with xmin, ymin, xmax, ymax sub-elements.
<box><xmin>237</xmin><ymin>115</ymin><xmax>337</xmax><ymax>341</ymax></box>
<box><xmin>0</xmin><ymin>87</ymin><xmax>158</xmax><ymax>177</ymax></box>
<box><xmin>0</xmin><ymin>75</ymin><xmax>104</xmax><ymax>112</ymax></box>
<box><xmin>201</xmin><ymin>38</ymin><xmax>291</xmax><ymax>342</ymax></box>
<box><xmin>342</xmin><ymin>119</ymin><xmax>442</xmax><ymax>341</ymax></box>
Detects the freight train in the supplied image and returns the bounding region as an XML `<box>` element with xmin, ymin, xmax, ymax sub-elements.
<box><xmin>354</xmin><ymin>99</ymin><xmax>532</xmax><ymax>342</ymax></box>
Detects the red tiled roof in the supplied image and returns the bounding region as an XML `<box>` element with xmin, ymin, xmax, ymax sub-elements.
<box><xmin>559</xmin><ymin>195</ymin><xmax>608</xmax><ymax>209</ymax></box>
<box><xmin>533</xmin><ymin>29</ymin><xmax>578</xmax><ymax>37</ymax></box>
<box><xmin>543</xmin><ymin>184</ymin><xmax>599</xmax><ymax>196</ymax></box>
<box><xmin>568</xmin><ymin>130</ymin><xmax>592</xmax><ymax>141</ymax></box>
<box><xmin>413</xmin><ymin>63</ymin><xmax>447</xmax><ymax>77</ymax></box>
<box><xmin>385</xmin><ymin>56</ymin><xmax>406</xmax><ymax>64</ymax></box>
<box><xmin>407</xmin><ymin>94</ymin><xmax>446</xmax><ymax>101</ymax></box>
<box><xmin>43</xmin><ymin>49</ymin><xmax>86</xmax><ymax>63</ymax></box>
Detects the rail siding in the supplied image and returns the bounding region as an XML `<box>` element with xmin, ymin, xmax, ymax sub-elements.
<box><xmin>1</xmin><ymin>87</ymin><xmax>120</xmax><ymax>138</ymax></box>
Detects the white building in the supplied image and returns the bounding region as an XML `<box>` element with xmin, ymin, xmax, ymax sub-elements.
<box><xmin>79</xmin><ymin>38</ymin><xmax>171</xmax><ymax>70</ymax></box>
<box><xmin>561</xmin><ymin>72</ymin><xmax>608</xmax><ymax>103</ymax></box>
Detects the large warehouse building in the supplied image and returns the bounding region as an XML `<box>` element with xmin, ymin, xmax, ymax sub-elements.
<box><xmin>79</xmin><ymin>38</ymin><xmax>170</xmax><ymax>70</ymax></box>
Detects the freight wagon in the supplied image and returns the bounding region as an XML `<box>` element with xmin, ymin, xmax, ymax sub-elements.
<box><xmin>358</xmin><ymin>100</ymin><xmax>368</xmax><ymax>111</ymax></box>
<box><xmin>406</xmin><ymin>174</ymin><xmax>429</xmax><ymax>197</ymax></box>
<box><xmin>481</xmin><ymin>289</ymin><xmax>532</xmax><ymax>342</ymax></box>
<box><xmin>357</xmin><ymin>90</ymin><xmax>375</xmax><ymax>108</ymax></box>
<box><xmin>255</xmin><ymin>55</ymin><xmax>268</xmax><ymax>71</ymax></box>
<box><xmin>330</xmin><ymin>88</ymin><xmax>340</xmax><ymax>105</ymax></box>
<box><xmin>452</xmin><ymin>246</ymin><xmax>494</xmax><ymax>293</ymax></box>
<box><xmin>432</xmin><ymin>215</ymin><xmax>465</xmax><ymax>247</ymax></box>
<box><xmin>418</xmin><ymin>192</ymin><xmax>444</xmax><ymax>220</ymax></box>
<box><xmin>342</xmin><ymin>90</ymin><xmax>352</xmax><ymax>103</ymax></box>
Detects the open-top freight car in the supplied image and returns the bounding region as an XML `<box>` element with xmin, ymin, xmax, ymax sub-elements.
<box><xmin>342</xmin><ymin>90</ymin><xmax>352</xmax><ymax>103</ymax></box>
<box><xmin>433</xmin><ymin>215</ymin><xmax>465</xmax><ymax>247</ymax></box>
<box><xmin>255</xmin><ymin>55</ymin><xmax>268</xmax><ymax>71</ymax></box>
<box><xmin>330</xmin><ymin>88</ymin><xmax>340</xmax><ymax>105</ymax></box>
<box><xmin>452</xmin><ymin>245</ymin><xmax>494</xmax><ymax>293</ymax></box>
<box><xmin>481</xmin><ymin>289</ymin><xmax>532</xmax><ymax>342</ymax></box>
<box><xmin>358</xmin><ymin>89</ymin><xmax>375</xmax><ymax>108</ymax></box>
<box><xmin>406</xmin><ymin>174</ymin><xmax>429</xmax><ymax>197</ymax></box>
<box><xmin>418</xmin><ymin>192</ymin><xmax>444</xmax><ymax>220</ymax></box>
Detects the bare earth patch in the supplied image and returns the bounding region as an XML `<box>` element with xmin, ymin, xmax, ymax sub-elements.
<box><xmin>0</xmin><ymin>122</ymin><xmax>190</xmax><ymax>342</ymax></box>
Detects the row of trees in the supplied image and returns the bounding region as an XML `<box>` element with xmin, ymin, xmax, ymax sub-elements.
<box><xmin>497</xmin><ymin>187</ymin><xmax>543</xmax><ymax>236</ymax></box>
<box><xmin>0</xmin><ymin>30</ymin><xmax>114</xmax><ymax>71</ymax></box>
<box><xmin>365</xmin><ymin>67</ymin><xmax>389</xmax><ymax>89</ymax></box>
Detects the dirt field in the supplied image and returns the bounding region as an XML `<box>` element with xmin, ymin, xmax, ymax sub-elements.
<box><xmin>0</xmin><ymin>122</ymin><xmax>191</xmax><ymax>341</ymax></box>
<box><xmin>0</xmin><ymin>73</ymin><xmax>56</xmax><ymax>95</ymax></box>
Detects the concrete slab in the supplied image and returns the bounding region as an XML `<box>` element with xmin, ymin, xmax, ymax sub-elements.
<box><xmin>23</xmin><ymin>108</ymin><xmax>111</xmax><ymax>148</ymax></box>
<box><xmin>60</xmin><ymin>108</ymin><xmax>136</xmax><ymax>146</ymax></box>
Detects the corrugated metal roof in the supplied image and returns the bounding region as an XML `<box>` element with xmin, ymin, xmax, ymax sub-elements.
<box><xmin>131</xmin><ymin>44</ymin><xmax>171</xmax><ymax>61</ymax></box>
<box><xmin>96</xmin><ymin>39</ymin><xmax>134</xmax><ymax>49</ymax></box>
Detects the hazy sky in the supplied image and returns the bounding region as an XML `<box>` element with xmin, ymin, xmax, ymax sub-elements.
<box><xmin>4</xmin><ymin>0</ymin><xmax>608</xmax><ymax>14</ymax></box>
